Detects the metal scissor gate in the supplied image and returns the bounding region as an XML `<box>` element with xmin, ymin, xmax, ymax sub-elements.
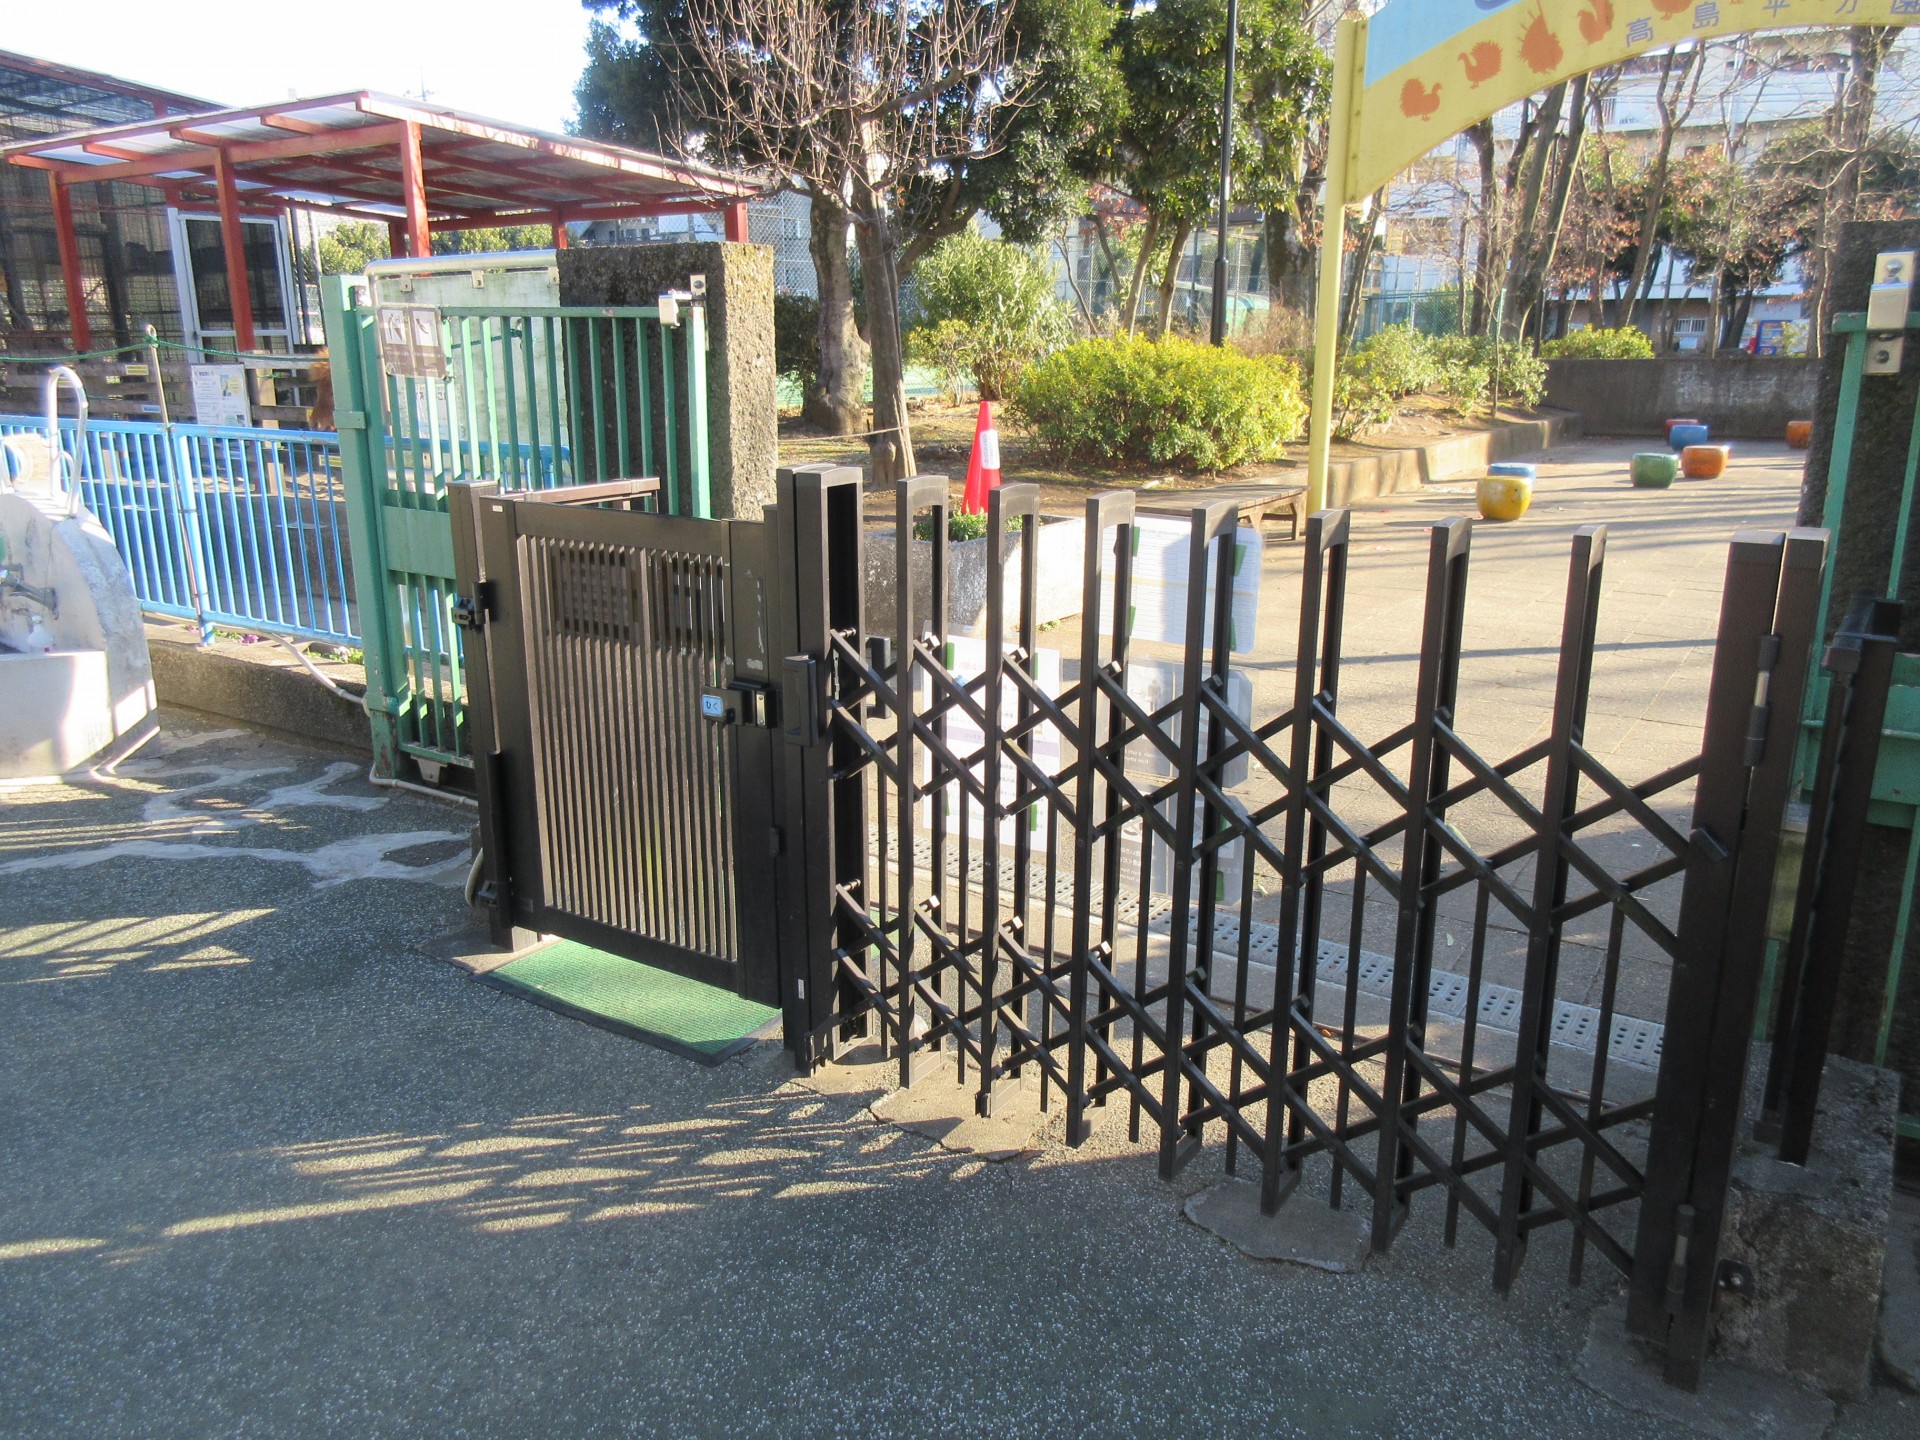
<box><xmin>454</xmin><ymin>464</ymin><xmax>1873</xmax><ymax>1391</ymax></box>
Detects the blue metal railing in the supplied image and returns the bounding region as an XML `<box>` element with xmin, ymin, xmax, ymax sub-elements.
<box><xmin>0</xmin><ymin>415</ymin><xmax>357</xmax><ymax>645</ymax></box>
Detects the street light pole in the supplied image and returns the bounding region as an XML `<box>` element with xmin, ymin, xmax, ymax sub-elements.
<box><xmin>1209</xmin><ymin>0</ymin><xmax>1240</xmax><ymax>346</ymax></box>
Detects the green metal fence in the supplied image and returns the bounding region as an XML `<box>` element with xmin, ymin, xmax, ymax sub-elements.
<box><xmin>1783</xmin><ymin>307</ymin><xmax>1920</xmax><ymax>1133</ymax></box>
<box><xmin>321</xmin><ymin>275</ymin><xmax>711</xmax><ymax>780</ymax></box>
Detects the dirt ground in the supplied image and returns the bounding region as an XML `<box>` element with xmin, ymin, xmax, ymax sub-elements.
<box><xmin>776</xmin><ymin>396</ymin><xmax>1557</xmax><ymax>525</ymax></box>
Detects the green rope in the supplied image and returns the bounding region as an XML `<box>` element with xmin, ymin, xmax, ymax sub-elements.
<box><xmin>1</xmin><ymin>337</ymin><xmax>309</xmax><ymax>366</ymax></box>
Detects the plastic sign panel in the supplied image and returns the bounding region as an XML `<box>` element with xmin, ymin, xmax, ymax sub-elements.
<box><xmin>920</xmin><ymin>639</ymin><xmax>1064</xmax><ymax>844</ymax></box>
<box><xmin>1347</xmin><ymin>0</ymin><xmax>1920</xmax><ymax>205</ymax></box>
<box><xmin>1100</xmin><ymin>516</ymin><xmax>1263</xmax><ymax>656</ymax></box>
<box><xmin>375</xmin><ymin>303</ymin><xmax>448</xmax><ymax>380</ymax></box>
<box><xmin>188</xmin><ymin>364</ymin><xmax>250</xmax><ymax>428</ymax></box>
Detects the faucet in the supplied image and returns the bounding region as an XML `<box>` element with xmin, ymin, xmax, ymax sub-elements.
<box><xmin>42</xmin><ymin>365</ymin><xmax>88</xmax><ymax>517</ymax></box>
<box><xmin>0</xmin><ymin>567</ymin><xmax>57</xmax><ymax>617</ymax></box>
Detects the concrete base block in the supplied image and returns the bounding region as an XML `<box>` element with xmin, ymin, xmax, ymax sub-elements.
<box><xmin>1183</xmin><ymin>1177</ymin><xmax>1371</xmax><ymax>1274</ymax></box>
<box><xmin>868</xmin><ymin>1067</ymin><xmax>1049</xmax><ymax>1161</ymax></box>
<box><xmin>1713</xmin><ymin>1051</ymin><xmax>1900</xmax><ymax>1401</ymax></box>
<box><xmin>1577</xmin><ymin>1300</ymin><xmax>1835</xmax><ymax>1439</ymax></box>
<box><xmin>1880</xmin><ymin>1192</ymin><xmax>1920</xmax><ymax>1391</ymax></box>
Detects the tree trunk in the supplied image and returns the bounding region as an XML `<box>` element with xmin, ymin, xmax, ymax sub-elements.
<box><xmin>1265</xmin><ymin>192</ymin><xmax>1316</xmax><ymax>317</ymax></box>
<box><xmin>1466</xmin><ymin>121</ymin><xmax>1499</xmax><ymax>335</ymax></box>
<box><xmin>1339</xmin><ymin>192</ymin><xmax>1386</xmax><ymax>349</ymax></box>
<box><xmin>1812</xmin><ymin>27</ymin><xmax>1898</xmax><ymax>348</ymax></box>
<box><xmin>1505</xmin><ymin>78</ymin><xmax>1587</xmax><ymax>342</ymax></box>
<box><xmin>803</xmin><ymin>193</ymin><xmax>867</xmax><ymax>434</ymax></box>
<box><xmin>1154</xmin><ymin>221</ymin><xmax>1192</xmax><ymax>336</ymax></box>
<box><xmin>1622</xmin><ymin>48</ymin><xmax>1701</xmax><ymax>332</ymax></box>
<box><xmin>852</xmin><ymin>200</ymin><xmax>915</xmax><ymax>488</ymax></box>
<box><xmin>1122</xmin><ymin>212</ymin><xmax>1160</xmax><ymax>336</ymax></box>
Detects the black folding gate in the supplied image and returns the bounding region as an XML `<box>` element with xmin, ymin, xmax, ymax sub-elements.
<box><xmin>454</xmin><ymin>463</ymin><xmax>1849</xmax><ymax>1389</ymax></box>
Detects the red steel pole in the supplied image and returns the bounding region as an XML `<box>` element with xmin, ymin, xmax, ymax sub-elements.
<box><xmin>213</xmin><ymin>150</ymin><xmax>257</xmax><ymax>351</ymax></box>
<box><xmin>398</xmin><ymin>121</ymin><xmax>431</xmax><ymax>258</ymax></box>
<box><xmin>47</xmin><ymin>175</ymin><xmax>91</xmax><ymax>351</ymax></box>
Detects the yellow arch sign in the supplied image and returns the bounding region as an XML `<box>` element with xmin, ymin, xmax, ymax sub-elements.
<box><xmin>1304</xmin><ymin>0</ymin><xmax>1920</xmax><ymax>512</ymax></box>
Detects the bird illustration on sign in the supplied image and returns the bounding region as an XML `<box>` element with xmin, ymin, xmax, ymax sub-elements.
<box><xmin>1578</xmin><ymin>0</ymin><xmax>1615</xmax><ymax>43</ymax></box>
<box><xmin>1460</xmin><ymin>41</ymin><xmax>1503</xmax><ymax>87</ymax></box>
<box><xmin>1521</xmin><ymin>5</ymin><xmax>1565</xmax><ymax>73</ymax></box>
<box><xmin>1400</xmin><ymin>77</ymin><xmax>1443</xmax><ymax>119</ymax></box>
<box><xmin>1650</xmin><ymin>0</ymin><xmax>1692</xmax><ymax>15</ymax></box>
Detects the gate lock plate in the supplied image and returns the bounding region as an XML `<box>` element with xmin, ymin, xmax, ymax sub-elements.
<box><xmin>702</xmin><ymin>683</ymin><xmax>772</xmax><ymax>728</ymax></box>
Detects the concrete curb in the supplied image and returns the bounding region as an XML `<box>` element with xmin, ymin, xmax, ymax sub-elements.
<box><xmin>1324</xmin><ymin>408</ymin><xmax>1583</xmax><ymax>507</ymax></box>
<box><xmin>148</xmin><ymin>632</ymin><xmax>371</xmax><ymax>754</ymax></box>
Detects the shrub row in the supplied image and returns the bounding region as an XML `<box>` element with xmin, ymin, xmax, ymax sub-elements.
<box><xmin>1011</xmin><ymin>335</ymin><xmax>1308</xmax><ymax>472</ymax></box>
<box><xmin>1333</xmin><ymin>325</ymin><xmax>1548</xmax><ymax>439</ymax></box>
<box><xmin>1542</xmin><ymin>326</ymin><xmax>1656</xmax><ymax>360</ymax></box>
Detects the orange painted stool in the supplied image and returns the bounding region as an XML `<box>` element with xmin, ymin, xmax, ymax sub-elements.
<box><xmin>1786</xmin><ymin>420</ymin><xmax>1813</xmax><ymax>450</ymax></box>
<box><xmin>1682</xmin><ymin>444</ymin><xmax>1730</xmax><ymax>479</ymax></box>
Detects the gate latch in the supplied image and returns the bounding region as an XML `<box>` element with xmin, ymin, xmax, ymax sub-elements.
<box><xmin>782</xmin><ymin>655</ymin><xmax>825</xmax><ymax>746</ymax></box>
<box><xmin>451</xmin><ymin>592</ymin><xmax>484</xmax><ymax>631</ymax></box>
<box><xmin>702</xmin><ymin>681</ymin><xmax>773</xmax><ymax>728</ymax></box>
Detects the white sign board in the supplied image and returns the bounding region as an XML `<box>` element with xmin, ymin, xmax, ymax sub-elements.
<box><xmin>919</xmin><ymin>638</ymin><xmax>1063</xmax><ymax>844</ymax></box>
<box><xmin>375</xmin><ymin>303</ymin><xmax>447</xmax><ymax>379</ymax></box>
<box><xmin>1100</xmin><ymin>516</ymin><xmax>1262</xmax><ymax>655</ymax></box>
<box><xmin>188</xmin><ymin>364</ymin><xmax>250</xmax><ymax>428</ymax></box>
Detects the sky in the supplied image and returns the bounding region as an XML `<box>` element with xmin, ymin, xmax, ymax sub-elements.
<box><xmin>7</xmin><ymin>0</ymin><xmax>601</xmax><ymax>134</ymax></box>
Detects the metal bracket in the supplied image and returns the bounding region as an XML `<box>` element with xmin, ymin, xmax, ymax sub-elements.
<box><xmin>451</xmin><ymin>593</ymin><xmax>484</xmax><ymax>631</ymax></box>
<box><xmin>1716</xmin><ymin>1259</ymin><xmax>1754</xmax><ymax>1299</ymax></box>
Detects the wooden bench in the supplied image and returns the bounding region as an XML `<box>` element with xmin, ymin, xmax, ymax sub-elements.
<box><xmin>1139</xmin><ymin>482</ymin><xmax>1308</xmax><ymax>541</ymax></box>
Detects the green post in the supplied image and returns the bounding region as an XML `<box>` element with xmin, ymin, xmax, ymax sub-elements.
<box><xmin>686</xmin><ymin>301</ymin><xmax>712</xmax><ymax>519</ymax></box>
<box><xmin>319</xmin><ymin>275</ymin><xmax>403</xmax><ymax>777</ymax></box>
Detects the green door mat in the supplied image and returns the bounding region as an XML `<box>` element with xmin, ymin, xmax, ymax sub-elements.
<box><xmin>482</xmin><ymin>940</ymin><xmax>778</xmax><ymax>1065</ymax></box>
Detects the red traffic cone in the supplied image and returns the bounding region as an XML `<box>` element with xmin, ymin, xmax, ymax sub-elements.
<box><xmin>961</xmin><ymin>400</ymin><xmax>1002</xmax><ymax>515</ymax></box>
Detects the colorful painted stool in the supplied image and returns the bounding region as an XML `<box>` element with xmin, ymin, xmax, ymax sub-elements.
<box><xmin>1477</xmin><ymin>463</ymin><xmax>1536</xmax><ymax>521</ymax></box>
<box><xmin>1682</xmin><ymin>444</ymin><xmax>1730</xmax><ymax>479</ymax></box>
<box><xmin>1669</xmin><ymin>423</ymin><xmax>1711</xmax><ymax>452</ymax></box>
<box><xmin>1632</xmin><ymin>452</ymin><xmax>1680</xmax><ymax>488</ymax></box>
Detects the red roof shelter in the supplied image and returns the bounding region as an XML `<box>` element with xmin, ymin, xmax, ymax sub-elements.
<box><xmin>0</xmin><ymin>90</ymin><xmax>760</xmax><ymax>351</ymax></box>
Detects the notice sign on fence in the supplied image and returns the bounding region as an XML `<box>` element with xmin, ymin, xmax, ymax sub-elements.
<box><xmin>189</xmin><ymin>364</ymin><xmax>250</xmax><ymax>428</ymax></box>
<box><xmin>376</xmin><ymin>303</ymin><xmax>447</xmax><ymax>380</ymax></box>
<box><xmin>1100</xmin><ymin>516</ymin><xmax>1262</xmax><ymax>655</ymax></box>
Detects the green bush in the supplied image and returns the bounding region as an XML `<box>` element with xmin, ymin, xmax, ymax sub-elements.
<box><xmin>907</xmin><ymin>231</ymin><xmax>1072</xmax><ymax>401</ymax></box>
<box><xmin>1011</xmin><ymin>335</ymin><xmax>1307</xmax><ymax>472</ymax></box>
<box><xmin>1542</xmin><ymin>326</ymin><xmax>1656</xmax><ymax>360</ymax></box>
<box><xmin>1333</xmin><ymin>327</ymin><xmax>1549</xmax><ymax>435</ymax></box>
<box><xmin>773</xmin><ymin>292</ymin><xmax>821</xmax><ymax>392</ymax></box>
<box><xmin>913</xmin><ymin>508</ymin><xmax>993</xmax><ymax>543</ymax></box>
<box><xmin>1334</xmin><ymin>324</ymin><xmax>1440</xmax><ymax>438</ymax></box>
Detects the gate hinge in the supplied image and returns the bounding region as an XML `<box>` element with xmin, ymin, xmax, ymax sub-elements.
<box><xmin>334</xmin><ymin>409</ymin><xmax>367</xmax><ymax>432</ymax></box>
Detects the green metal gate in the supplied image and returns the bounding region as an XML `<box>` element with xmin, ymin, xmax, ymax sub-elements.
<box><xmin>321</xmin><ymin>274</ymin><xmax>711</xmax><ymax>781</ymax></box>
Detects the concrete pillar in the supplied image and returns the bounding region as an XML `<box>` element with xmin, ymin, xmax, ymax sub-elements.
<box><xmin>556</xmin><ymin>240</ymin><xmax>778</xmax><ymax>520</ymax></box>
<box><xmin>1796</xmin><ymin>218</ymin><xmax>1920</xmax><ymax>1139</ymax></box>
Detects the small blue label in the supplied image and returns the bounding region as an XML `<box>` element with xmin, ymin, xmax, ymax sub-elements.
<box><xmin>701</xmin><ymin>694</ymin><xmax>726</xmax><ymax>719</ymax></box>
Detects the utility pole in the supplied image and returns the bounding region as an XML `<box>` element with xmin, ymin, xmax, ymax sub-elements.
<box><xmin>1210</xmin><ymin>0</ymin><xmax>1240</xmax><ymax>346</ymax></box>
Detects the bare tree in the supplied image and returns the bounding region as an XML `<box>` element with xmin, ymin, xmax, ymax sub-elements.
<box><xmin>673</xmin><ymin>0</ymin><xmax>1019</xmax><ymax>483</ymax></box>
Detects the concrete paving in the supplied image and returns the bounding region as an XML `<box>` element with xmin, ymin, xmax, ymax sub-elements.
<box><xmin>0</xmin><ymin>440</ymin><xmax>1908</xmax><ymax>1440</ymax></box>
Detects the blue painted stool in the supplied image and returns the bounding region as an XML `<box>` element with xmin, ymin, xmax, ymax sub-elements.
<box><xmin>1669</xmin><ymin>423</ymin><xmax>1710</xmax><ymax>451</ymax></box>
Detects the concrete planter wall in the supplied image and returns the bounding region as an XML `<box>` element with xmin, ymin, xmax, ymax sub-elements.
<box><xmin>864</xmin><ymin>516</ymin><xmax>1088</xmax><ymax>634</ymax></box>
<box><xmin>1544</xmin><ymin>356</ymin><xmax>1818</xmax><ymax>439</ymax></box>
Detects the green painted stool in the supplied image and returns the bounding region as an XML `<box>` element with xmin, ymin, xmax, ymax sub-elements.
<box><xmin>1632</xmin><ymin>452</ymin><xmax>1680</xmax><ymax>488</ymax></box>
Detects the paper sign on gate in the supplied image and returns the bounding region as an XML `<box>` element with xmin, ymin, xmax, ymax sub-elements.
<box><xmin>918</xmin><ymin>637</ymin><xmax>1063</xmax><ymax>844</ymax></box>
<box><xmin>1098</xmin><ymin>516</ymin><xmax>1262</xmax><ymax>655</ymax></box>
<box><xmin>188</xmin><ymin>364</ymin><xmax>250</xmax><ymax>428</ymax></box>
<box><xmin>1121</xmin><ymin>657</ymin><xmax>1255</xmax><ymax>790</ymax></box>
